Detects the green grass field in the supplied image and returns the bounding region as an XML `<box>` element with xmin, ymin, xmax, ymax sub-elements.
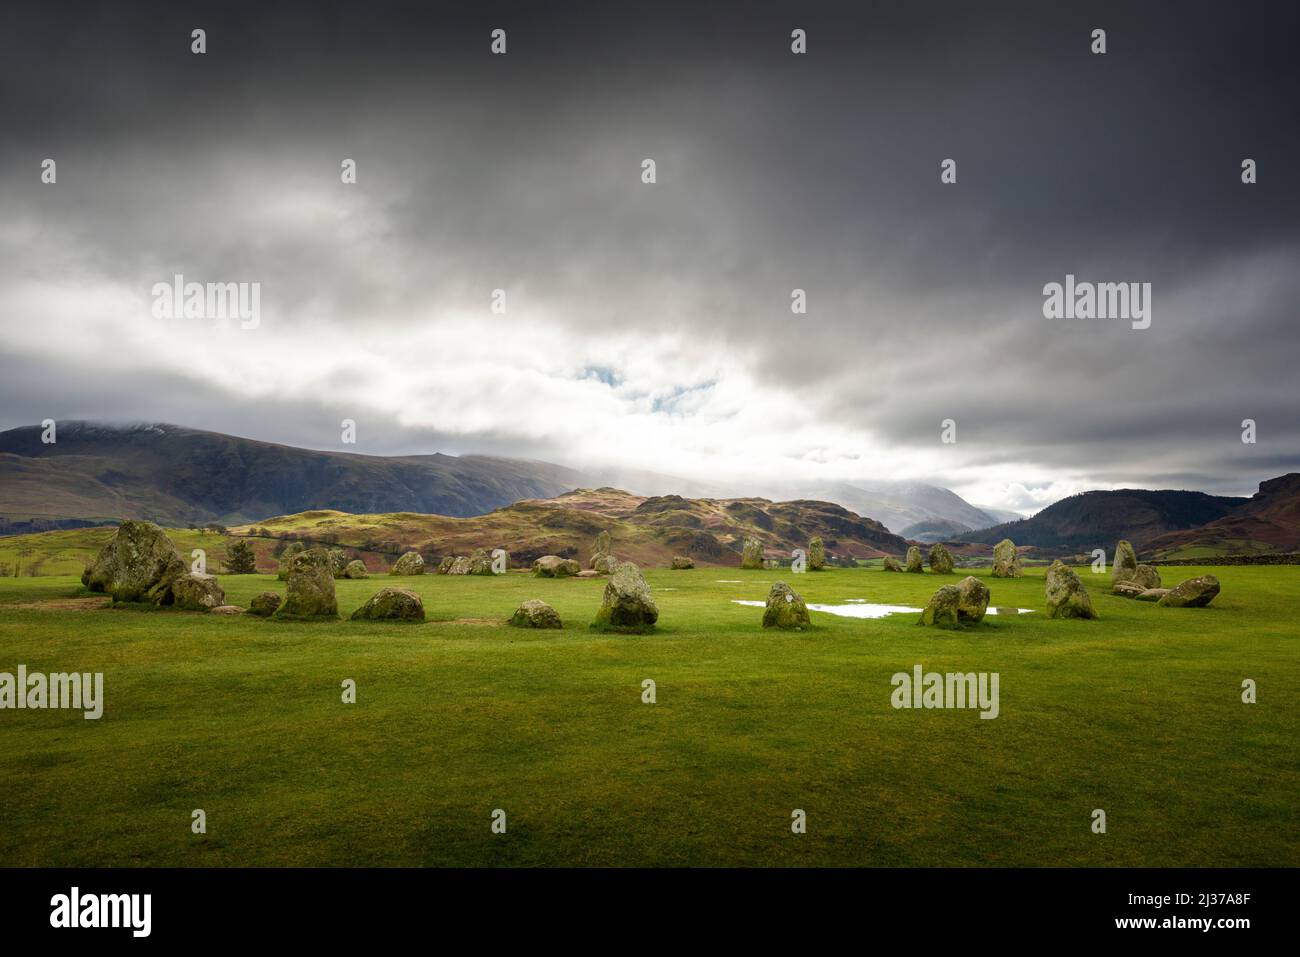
<box><xmin>0</xmin><ymin>564</ymin><xmax>1296</xmax><ymax>867</ymax></box>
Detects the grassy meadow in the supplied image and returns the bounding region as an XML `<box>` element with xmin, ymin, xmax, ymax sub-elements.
<box><xmin>0</xmin><ymin>563</ymin><xmax>1296</xmax><ymax>867</ymax></box>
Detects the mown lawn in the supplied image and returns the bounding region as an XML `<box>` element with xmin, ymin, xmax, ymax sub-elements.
<box><xmin>0</xmin><ymin>564</ymin><xmax>1296</xmax><ymax>866</ymax></box>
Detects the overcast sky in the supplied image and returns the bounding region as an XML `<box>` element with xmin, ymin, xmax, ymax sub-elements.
<box><xmin>2</xmin><ymin>0</ymin><xmax>1297</xmax><ymax>512</ymax></box>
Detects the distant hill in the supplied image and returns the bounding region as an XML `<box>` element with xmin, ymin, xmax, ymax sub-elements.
<box><xmin>0</xmin><ymin>487</ymin><xmax>913</xmax><ymax>575</ymax></box>
<box><xmin>757</xmin><ymin>479</ymin><xmax>1003</xmax><ymax>534</ymax></box>
<box><xmin>1143</xmin><ymin>473</ymin><xmax>1300</xmax><ymax>559</ymax></box>
<box><xmin>0</xmin><ymin>421</ymin><xmax>595</xmax><ymax>526</ymax></box>
<box><xmin>956</xmin><ymin>488</ymin><xmax>1247</xmax><ymax>552</ymax></box>
<box><xmin>232</xmin><ymin>488</ymin><xmax>913</xmax><ymax>567</ymax></box>
<box><xmin>898</xmin><ymin>518</ymin><xmax>975</xmax><ymax>543</ymax></box>
<box><xmin>0</xmin><ymin>421</ymin><xmax>1003</xmax><ymax>536</ymax></box>
<box><xmin>973</xmin><ymin>505</ymin><xmax>1026</xmax><ymax>526</ymax></box>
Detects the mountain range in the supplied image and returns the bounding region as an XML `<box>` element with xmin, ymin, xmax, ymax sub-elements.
<box><xmin>0</xmin><ymin>421</ymin><xmax>1013</xmax><ymax>534</ymax></box>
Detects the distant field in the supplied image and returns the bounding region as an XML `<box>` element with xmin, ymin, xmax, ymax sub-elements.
<box><xmin>0</xmin><ymin>565</ymin><xmax>1296</xmax><ymax>866</ymax></box>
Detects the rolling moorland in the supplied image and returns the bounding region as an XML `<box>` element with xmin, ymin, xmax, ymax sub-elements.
<box><xmin>0</xmin><ymin>488</ymin><xmax>911</xmax><ymax>578</ymax></box>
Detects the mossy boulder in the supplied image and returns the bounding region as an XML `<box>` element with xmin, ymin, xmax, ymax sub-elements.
<box><xmin>444</xmin><ymin>556</ymin><xmax>474</xmax><ymax>575</ymax></box>
<box><xmin>1156</xmin><ymin>575</ymin><xmax>1221</xmax><ymax>608</ymax></box>
<box><xmin>761</xmin><ymin>581</ymin><xmax>810</xmax><ymax>629</ymax></box>
<box><xmin>955</xmin><ymin>575</ymin><xmax>990</xmax><ymax>623</ymax></box>
<box><xmin>1112</xmin><ymin>540</ymin><xmax>1139</xmax><ymax>585</ymax></box>
<box><xmin>1133</xmin><ymin>564</ymin><xmax>1161</xmax><ymax>590</ymax></box>
<box><xmin>808</xmin><ymin>537</ymin><xmax>826</xmax><ymax>571</ymax></box>
<box><xmin>740</xmin><ymin>538</ymin><xmax>764</xmax><ymax>570</ymax></box>
<box><xmin>249</xmin><ymin>592</ymin><xmax>282</xmax><ymax>617</ymax></box>
<box><xmin>510</xmin><ymin>599</ymin><xmax>562</xmax><ymax>629</ymax></box>
<box><xmin>919</xmin><ymin>585</ymin><xmax>961</xmax><ymax>629</ymax></box>
<box><xmin>390</xmin><ymin>551</ymin><xmax>425</xmax><ymax>576</ymax></box>
<box><xmin>592</xmin><ymin>553</ymin><xmax>618</xmax><ymax>574</ymax></box>
<box><xmin>670</xmin><ymin>555</ymin><xmax>695</xmax><ymax>569</ymax></box>
<box><xmin>274</xmin><ymin>547</ymin><xmax>338</xmax><ymax>620</ymax></box>
<box><xmin>343</xmin><ymin>559</ymin><xmax>369</xmax><ymax>579</ymax></box>
<box><xmin>882</xmin><ymin>556</ymin><xmax>903</xmax><ymax>572</ymax></box>
<box><xmin>350</xmin><ymin>586</ymin><xmax>425</xmax><ymax>622</ymax></box>
<box><xmin>467</xmin><ymin>549</ymin><xmax>496</xmax><ymax>576</ymax></box>
<box><xmin>991</xmin><ymin>539</ymin><xmax>1022</xmax><ymax>578</ymax></box>
<box><xmin>928</xmin><ymin>543</ymin><xmax>954</xmax><ymax>574</ymax></box>
<box><xmin>1045</xmin><ymin>560</ymin><xmax>1097</xmax><ymax>619</ymax></box>
<box><xmin>81</xmin><ymin>519</ymin><xmax>186</xmax><ymax>604</ymax></box>
<box><xmin>327</xmin><ymin>548</ymin><xmax>350</xmax><ymax>579</ymax></box>
<box><xmin>905</xmin><ymin>546</ymin><xmax>924</xmax><ymax>573</ymax></box>
<box><xmin>276</xmin><ymin>541</ymin><xmax>306</xmax><ymax>580</ymax></box>
<box><xmin>533</xmin><ymin>555</ymin><xmax>581</xmax><ymax>578</ymax></box>
<box><xmin>171</xmin><ymin>572</ymin><xmax>226</xmax><ymax>611</ymax></box>
<box><xmin>591</xmin><ymin>562</ymin><xmax>659</xmax><ymax>633</ymax></box>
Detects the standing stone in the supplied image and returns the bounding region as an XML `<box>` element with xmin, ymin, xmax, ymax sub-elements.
<box><xmin>955</xmin><ymin>576</ymin><xmax>990</xmax><ymax>623</ymax></box>
<box><xmin>344</xmin><ymin>559</ymin><xmax>369</xmax><ymax>579</ymax></box>
<box><xmin>467</xmin><ymin>548</ymin><xmax>495</xmax><ymax>575</ymax></box>
<box><xmin>1156</xmin><ymin>575</ymin><xmax>1221</xmax><ymax>608</ymax></box>
<box><xmin>510</xmin><ymin>599</ymin><xmax>562</xmax><ymax>629</ymax></box>
<box><xmin>919</xmin><ymin>585</ymin><xmax>962</xmax><ymax>628</ymax></box>
<box><xmin>249</xmin><ymin>592</ymin><xmax>282</xmax><ymax>617</ymax></box>
<box><xmin>1133</xmin><ymin>564</ymin><xmax>1161</xmax><ymax>590</ymax></box>
<box><xmin>882</xmin><ymin>556</ymin><xmax>903</xmax><ymax>572</ymax></box>
<box><xmin>670</xmin><ymin>555</ymin><xmax>695</xmax><ymax>569</ymax></box>
<box><xmin>905</xmin><ymin>545</ymin><xmax>924</xmax><ymax>573</ymax></box>
<box><xmin>741</xmin><ymin>538</ymin><xmax>764</xmax><ymax>570</ymax></box>
<box><xmin>171</xmin><ymin>572</ymin><xmax>226</xmax><ymax>611</ymax></box>
<box><xmin>761</xmin><ymin>581</ymin><xmax>811</xmax><ymax>629</ymax></box>
<box><xmin>350</xmin><ymin>586</ymin><xmax>425</xmax><ymax>621</ymax></box>
<box><xmin>533</xmin><ymin>555</ymin><xmax>582</xmax><ymax>578</ymax></box>
<box><xmin>808</xmin><ymin>537</ymin><xmax>826</xmax><ymax>571</ymax></box>
<box><xmin>1112</xmin><ymin>540</ymin><xmax>1139</xmax><ymax>585</ymax></box>
<box><xmin>444</xmin><ymin>556</ymin><xmax>473</xmax><ymax>575</ymax></box>
<box><xmin>390</xmin><ymin>551</ymin><xmax>425</xmax><ymax>576</ymax></box>
<box><xmin>928</xmin><ymin>543</ymin><xmax>954</xmax><ymax>574</ymax></box>
<box><xmin>991</xmin><ymin>539</ymin><xmax>1022</xmax><ymax>578</ymax></box>
<box><xmin>328</xmin><ymin>548</ymin><xmax>350</xmax><ymax>579</ymax></box>
<box><xmin>276</xmin><ymin>541</ymin><xmax>306</xmax><ymax>580</ymax></box>
<box><xmin>1045</xmin><ymin>560</ymin><xmax>1097</xmax><ymax>619</ymax></box>
<box><xmin>592</xmin><ymin>562</ymin><xmax>659</xmax><ymax>633</ymax></box>
<box><xmin>275</xmin><ymin>547</ymin><xmax>338</xmax><ymax>619</ymax></box>
<box><xmin>81</xmin><ymin>520</ymin><xmax>186</xmax><ymax>604</ymax></box>
<box><xmin>592</xmin><ymin>553</ymin><xmax>618</xmax><ymax>574</ymax></box>
<box><xmin>589</xmin><ymin>530</ymin><xmax>613</xmax><ymax>570</ymax></box>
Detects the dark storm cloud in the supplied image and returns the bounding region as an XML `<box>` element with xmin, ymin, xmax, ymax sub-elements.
<box><xmin>1</xmin><ymin>0</ymin><xmax>1297</xmax><ymax>503</ymax></box>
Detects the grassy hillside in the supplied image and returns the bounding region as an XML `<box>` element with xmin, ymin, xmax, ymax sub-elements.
<box><xmin>0</xmin><ymin>563</ymin><xmax>1295</xmax><ymax>866</ymax></box>
<box><xmin>0</xmin><ymin>488</ymin><xmax>912</xmax><ymax>577</ymax></box>
<box><xmin>0</xmin><ymin>527</ymin><xmax>363</xmax><ymax>578</ymax></box>
<box><xmin>230</xmin><ymin>488</ymin><xmax>911</xmax><ymax>566</ymax></box>
<box><xmin>1145</xmin><ymin>473</ymin><xmax>1300</xmax><ymax>559</ymax></box>
<box><xmin>958</xmin><ymin>488</ymin><xmax>1246</xmax><ymax>553</ymax></box>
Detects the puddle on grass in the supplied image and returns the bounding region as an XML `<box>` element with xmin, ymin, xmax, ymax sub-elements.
<box><xmin>731</xmin><ymin>600</ymin><xmax>1034</xmax><ymax>619</ymax></box>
